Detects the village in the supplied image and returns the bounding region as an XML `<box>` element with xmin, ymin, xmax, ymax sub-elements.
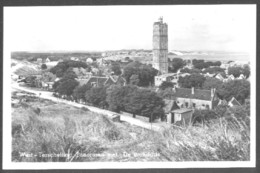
<box><xmin>11</xmin><ymin>48</ymin><xmax>250</xmax><ymax>128</ymax></box>
<box><xmin>9</xmin><ymin>15</ymin><xmax>252</xmax><ymax>163</ymax></box>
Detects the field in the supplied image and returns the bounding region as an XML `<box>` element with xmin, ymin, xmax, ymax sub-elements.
<box><xmin>12</xmin><ymin>91</ymin><xmax>250</xmax><ymax>162</ymax></box>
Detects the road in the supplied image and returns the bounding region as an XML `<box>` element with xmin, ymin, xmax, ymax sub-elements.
<box><xmin>12</xmin><ymin>82</ymin><xmax>167</xmax><ymax>132</ymax></box>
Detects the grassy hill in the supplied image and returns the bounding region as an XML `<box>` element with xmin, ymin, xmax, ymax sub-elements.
<box><xmin>12</xmin><ymin>90</ymin><xmax>250</xmax><ymax>162</ymax></box>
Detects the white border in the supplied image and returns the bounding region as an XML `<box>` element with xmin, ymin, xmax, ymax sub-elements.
<box><xmin>3</xmin><ymin>5</ymin><xmax>256</xmax><ymax>169</ymax></box>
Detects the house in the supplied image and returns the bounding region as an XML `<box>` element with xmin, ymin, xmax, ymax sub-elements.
<box><xmin>110</xmin><ymin>75</ymin><xmax>126</xmax><ymax>86</ymax></box>
<box><xmin>101</xmin><ymin>52</ymin><xmax>106</xmax><ymax>57</ymax></box>
<box><xmin>36</xmin><ymin>58</ymin><xmax>42</xmax><ymax>64</ymax></box>
<box><xmin>76</xmin><ymin>75</ymin><xmax>126</xmax><ymax>87</ymax></box>
<box><xmin>204</xmin><ymin>72</ymin><xmax>216</xmax><ymax>78</ymax></box>
<box><xmin>169</xmin><ymin>86</ymin><xmax>219</xmax><ymax>110</ymax></box>
<box><xmin>97</xmin><ymin>58</ymin><xmax>105</xmax><ymax>66</ymax></box>
<box><xmin>171</xmin><ymin>109</ymin><xmax>193</xmax><ymax>126</ymax></box>
<box><xmin>154</xmin><ymin>73</ymin><xmax>190</xmax><ymax>87</ymax></box>
<box><xmin>45</xmin><ymin>57</ymin><xmax>51</xmax><ymax>63</ymax></box>
<box><xmin>86</xmin><ymin>58</ymin><xmax>94</xmax><ymax>64</ymax></box>
<box><xmin>73</xmin><ymin>67</ymin><xmax>91</xmax><ymax>79</ymax></box>
<box><xmin>218</xmin><ymin>99</ymin><xmax>228</xmax><ymax>106</ymax></box>
<box><xmin>155</xmin><ymin>73</ymin><xmax>176</xmax><ymax>87</ymax></box>
<box><xmin>223</xmin><ymin>74</ymin><xmax>235</xmax><ymax>83</ymax></box>
<box><xmin>237</xmin><ymin>74</ymin><xmax>246</xmax><ymax>80</ymax></box>
<box><xmin>91</xmin><ymin>67</ymin><xmax>99</xmax><ymax>75</ymax></box>
<box><xmin>163</xmin><ymin>99</ymin><xmax>179</xmax><ymax>123</ymax></box>
<box><xmin>215</xmin><ymin>73</ymin><xmax>224</xmax><ymax>81</ymax></box>
<box><xmin>228</xmin><ymin>74</ymin><xmax>235</xmax><ymax>80</ymax></box>
<box><xmin>228</xmin><ymin>97</ymin><xmax>241</xmax><ymax>107</ymax></box>
<box><xmin>70</xmin><ymin>57</ymin><xmax>76</xmax><ymax>61</ymax></box>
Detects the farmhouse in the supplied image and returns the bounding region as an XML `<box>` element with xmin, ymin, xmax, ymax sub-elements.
<box><xmin>163</xmin><ymin>99</ymin><xmax>193</xmax><ymax>126</ymax></box>
<box><xmin>170</xmin><ymin>86</ymin><xmax>219</xmax><ymax>110</ymax></box>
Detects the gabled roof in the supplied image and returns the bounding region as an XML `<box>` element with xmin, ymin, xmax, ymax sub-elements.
<box><xmin>215</xmin><ymin>73</ymin><xmax>224</xmax><ymax>80</ymax></box>
<box><xmin>77</xmin><ymin>76</ymin><xmax>118</xmax><ymax>87</ymax></box>
<box><xmin>110</xmin><ymin>75</ymin><xmax>119</xmax><ymax>82</ymax></box>
<box><xmin>86</xmin><ymin>76</ymin><xmax>108</xmax><ymax>86</ymax></box>
<box><xmin>172</xmin><ymin>88</ymin><xmax>213</xmax><ymax>101</ymax></box>
<box><xmin>218</xmin><ymin>99</ymin><xmax>228</xmax><ymax>106</ymax></box>
<box><xmin>228</xmin><ymin>97</ymin><xmax>241</xmax><ymax>106</ymax></box>
<box><xmin>163</xmin><ymin>99</ymin><xmax>180</xmax><ymax>114</ymax></box>
<box><xmin>228</xmin><ymin>75</ymin><xmax>235</xmax><ymax>80</ymax></box>
<box><xmin>172</xmin><ymin>108</ymin><xmax>193</xmax><ymax>114</ymax></box>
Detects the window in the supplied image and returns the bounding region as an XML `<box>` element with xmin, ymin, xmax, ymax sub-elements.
<box><xmin>193</xmin><ymin>103</ymin><xmax>196</xmax><ymax>108</ymax></box>
<box><xmin>202</xmin><ymin>104</ymin><xmax>205</xmax><ymax>107</ymax></box>
<box><xmin>175</xmin><ymin>113</ymin><xmax>182</xmax><ymax>122</ymax></box>
<box><xmin>185</xmin><ymin>102</ymin><xmax>188</xmax><ymax>108</ymax></box>
<box><xmin>206</xmin><ymin>105</ymin><xmax>209</xmax><ymax>109</ymax></box>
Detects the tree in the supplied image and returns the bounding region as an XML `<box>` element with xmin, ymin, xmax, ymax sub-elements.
<box><xmin>129</xmin><ymin>74</ymin><xmax>140</xmax><ymax>85</ymax></box>
<box><xmin>178</xmin><ymin>74</ymin><xmax>206</xmax><ymax>88</ymax></box>
<box><xmin>50</xmin><ymin>60</ymin><xmax>89</xmax><ymax>77</ymax></box>
<box><xmin>192</xmin><ymin>59</ymin><xmax>209</xmax><ymax>69</ymax></box>
<box><xmin>55</xmin><ymin>78</ymin><xmax>79</xmax><ymax>96</ymax></box>
<box><xmin>41</xmin><ymin>64</ymin><xmax>47</xmax><ymax>70</ymax></box>
<box><xmin>203</xmin><ymin>67</ymin><xmax>225</xmax><ymax>74</ymax></box>
<box><xmin>126</xmin><ymin>89</ymin><xmax>165</xmax><ymax>122</ymax></box>
<box><xmin>157</xmin><ymin>87</ymin><xmax>175</xmax><ymax>100</ymax></box>
<box><xmin>123</xmin><ymin>61</ymin><xmax>158</xmax><ymax>87</ymax></box>
<box><xmin>137</xmin><ymin>64</ymin><xmax>157</xmax><ymax>86</ymax></box>
<box><xmin>228</xmin><ymin>66</ymin><xmax>243</xmax><ymax>78</ymax></box>
<box><xmin>41</xmin><ymin>72</ymin><xmax>56</xmax><ymax>82</ymax></box>
<box><xmin>85</xmin><ymin>86</ymin><xmax>108</xmax><ymax>108</ymax></box>
<box><xmin>202</xmin><ymin>77</ymin><xmax>223</xmax><ymax>90</ymax></box>
<box><xmin>159</xmin><ymin>81</ymin><xmax>174</xmax><ymax>90</ymax></box>
<box><xmin>63</xmin><ymin>68</ymin><xmax>77</xmax><ymax>79</ymax></box>
<box><xmin>180</xmin><ymin>68</ymin><xmax>201</xmax><ymax>74</ymax></box>
<box><xmin>168</xmin><ymin>58</ymin><xmax>186</xmax><ymax>73</ymax></box>
<box><xmin>73</xmin><ymin>84</ymin><xmax>91</xmax><ymax>102</ymax></box>
<box><xmin>125</xmin><ymin>57</ymin><xmax>130</xmax><ymax>61</ymax></box>
<box><xmin>218</xmin><ymin>79</ymin><xmax>250</xmax><ymax>104</ymax></box>
<box><xmin>106</xmin><ymin>84</ymin><xmax>138</xmax><ymax>113</ymax></box>
<box><xmin>242</xmin><ymin>64</ymin><xmax>250</xmax><ymax>78</ymax></box>
<box><xmin>24</xmin><ymin>76</ymin><xmax>37</xmax><ymax>87</ymax></box>
<box><xmin>111</xmin><ymin>62</ymin><xmax>122</xmax><ymax>75</ymax></box>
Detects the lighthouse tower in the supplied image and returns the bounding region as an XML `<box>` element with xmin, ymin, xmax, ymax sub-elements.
<box><xmin>152</xmin><ymin>17</ymin><xmax>168</xmax><ymax>74</ymax></box>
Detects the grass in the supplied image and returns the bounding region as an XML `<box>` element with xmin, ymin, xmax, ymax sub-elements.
<box><xmin>12</xmin><ymin>91</ymin><xmax>250</xmax><ymax>162</ymax></box>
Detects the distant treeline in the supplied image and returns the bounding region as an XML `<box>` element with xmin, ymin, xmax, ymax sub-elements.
<box><xmin>11</xmin><ymin>52</ymin><xmax>102</xmax><ymax>62</ymax></box>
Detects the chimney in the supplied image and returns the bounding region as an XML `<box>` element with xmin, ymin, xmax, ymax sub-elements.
<box><xmin>211</xmin><ymin>88</ymin><xmax>215</xmax><ymax>98</ymax></box>
<box><xmin>173</xmin><ymin>85</ymin><xmax>177</xmax><ymax>93</ymax></box>
<box><xmin>191</xmin><ymin>87</ymin><xmax>194</xmax><ymax>95</ymax></box>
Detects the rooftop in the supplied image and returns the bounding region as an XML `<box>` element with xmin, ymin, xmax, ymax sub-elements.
<box><xmin>229</xmin><ymin>97</ymin><xmax>241</xmax><ymax>106</ymax></box>
<box><xmin>172</xmin><ymin>87</ymin><xmax>213</xmax><ymax>101</ymax></box>
<box><xmin>156</xmin><ymin>73</ymin><xmax>177</xmax><ymax>78</ymax></box>
<box><xmin>172</xmin><ymin>108</ymin><xmax>193</xmax><ymax>114</ymax></box>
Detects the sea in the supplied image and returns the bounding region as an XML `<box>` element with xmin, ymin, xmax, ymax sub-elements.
<box><xmin>168</xmin><ymin>52</ymin><xmax>251</xmax><ymax>63</ymax></box>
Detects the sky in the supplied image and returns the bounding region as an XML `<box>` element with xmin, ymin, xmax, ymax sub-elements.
<box><xmin>4</xmin><ymin>5</ymin><xmax>256</xmax><ymax>52</ymax></box>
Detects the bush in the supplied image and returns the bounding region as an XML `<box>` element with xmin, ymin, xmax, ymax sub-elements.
<box><xmin>104</xmin><ymin>128</ymin><xmax>122</xmax><ymax>141</ymax></box>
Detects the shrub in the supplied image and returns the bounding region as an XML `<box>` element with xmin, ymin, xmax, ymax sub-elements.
<box><xmin>104</xmin><ymin>128</ymin><xmax>122</xmax><ymax>141</ymax></box>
